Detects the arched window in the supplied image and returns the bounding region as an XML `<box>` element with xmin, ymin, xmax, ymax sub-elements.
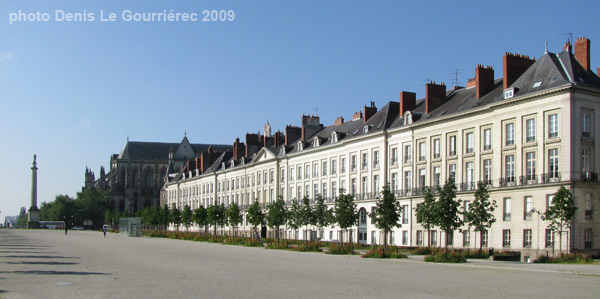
<box><xmin>359</xmin><ymin>208</ymin><xmax>367</xmax><ymax>225</ymax></box>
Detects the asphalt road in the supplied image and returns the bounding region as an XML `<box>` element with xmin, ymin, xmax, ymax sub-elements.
<box><xmin>1</xmin><ymin>229</ymin><xmax>599</xmax><ymax>298</ymax></box>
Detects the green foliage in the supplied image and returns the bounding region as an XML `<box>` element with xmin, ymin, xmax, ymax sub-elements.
<box><xmin>313</xmin><ymin>195</ymin><xmax>334</xmax><ymax>233</ymax></box>
<box><xmin>160</xmin><ymin>204</ymin><xmax>170</xmax><ymax>228</ymax></box>
<box><xmin>326</xmin><ymin>243</ymin><xmax>356</xmax><ymax>255</ymax></box>
<box><xmin>74</xmin><ymin>188</ymin><xmax>111</xmax><ymax>229</ymax></box>
<box><xmin>287</xmin><ymin>199</ymin><xmax>302</xmax><ymax>230</ymax></box>
<box><xmin>369</xmin><ymin>185</ymin><xmax>402</xmax><ymax>250</ymax></box>
<box><xmin>362</xmin><ymin>246</ymin><xmax>408</xmax><ymax>259</ymax></box>
<box><xmin>266</xmin><ymin>240</ymin><xmax>290</xmax><ymax>249</ymax></box>
<box><xmin>207</xmin><ymin>204</ymin><xmax>226</xmax><ymax>235</ymax></box>
<box><xmin>424</xmin><ymin>249</ymin><xmax>467</xmax><ymax>263</ymax></box>
<box><xmin>435</xmin><ymin>178</ymin><xmax>462</xmax><ymax>250</ymax></box>
<box><xmin>542</xmin><ymin>187</ymin><xmax>577</xmax><ymax>253</ymax></box>
<box><xmin>181</xmin><ymin>205</ymin><xmax>193</xmax><ymax>230</ymax></box>
<box><xmin>465</xmin><ymin>182</ymin><xmax>497</xmax><ymax>251</ymax></box>
<box><xmin>16</xmin><ymin>207</ymin><xmax>28</xmax><ymax>227</ymax></box>
<box><xmin>463</xmin><ymin>250</ymin><xmax>490</xmax><ymax>259</ymax></box>
<box><xmin>138</xmin><ymin>207</ymin><xmax>160</xmax><ymax>226</ymax></box>
<box><xmin>415</xmin><ymin>187</ymin><xmax>436</xmax><ymax>247</ymax></box>
<box><xmin>193</xmin><ymin>206</ymin><xmax>208</xmax><ymax>232</ymax></box>
<box><xmin>293</xmin><ymin>241</ymin><xmax>322</xmax><ymax>252</ymax></box>
<box><xmin>170</xmin><ymin>207</ymin><xmax>182</xmax><ymax>230</ymax></box>
<box><xmin>410</xmin><ymin>247</ymin><xmax>434</xmax><ymax>255</ymax></box>
<box><xmin>244</xmin><ymin>240</ymin><xmax>264</xmax><ymax>247</ymax></box>
<box><xmin>266</xmin><ymin>197</ymin><xmax>287</xmax><ymax>245</ymax></box>
<box><xmin>226</xmin><ymin>202</ymin><xmax>242</xmax><ymax>228</ymax></box>
<box><xmin>247</xmin><ymin>200</ymin><xmax>264</xmax><ymax>239</ymax></box>
<box><xmin>534</xmin><ymin>253</ymin><xmax>592</xmax><ymax>264</ymax></box>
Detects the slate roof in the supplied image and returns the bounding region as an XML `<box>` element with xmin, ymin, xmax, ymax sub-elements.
<box><xmin>118</xmin><ymin>141</ymin><xmax>231</xmax><ymax>160</ymax></box>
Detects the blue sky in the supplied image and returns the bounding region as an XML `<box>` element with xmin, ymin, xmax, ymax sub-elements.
<box><xmin>1</xmin><ymin>0</ymin><xmax>599</xmax><ymax>221</ymax></box>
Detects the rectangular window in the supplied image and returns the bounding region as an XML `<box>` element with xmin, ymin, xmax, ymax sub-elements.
<box><xmin>371</xmin><ymin>231</ymin><xmax>377</xmax><ymax>245</ymax></box>
<box><xmin>404</xmin><ymin>171</ymin><xmax>412</xmax><ymax>194</ymax></box>
<box><xmin>585</xmin><ymin>193</ymin><xmax>593</xmax><ymax>219</ymax></box>
<box><xmin>391</xmin><ymin>173</ymin><xmax>398</xmax><ymax>192</ymax></box>
<box><xmin>585</xmin><ymin>228</ymin><xmax>593</xmax><ymax>249</ymax></box>
<box><xmin>433</xmin><ymin>139</ymin><xmax>440</xmax><ymax>158</ymax></box>
<box><xmin>526</xmin><ymin>152</ymin><xmax>536</xmax><ymax>181</ymax></box>
<box><xmin>524</xmin><ymin>196</ymin><xmax>533</xmax><ymax>220</ymax></box>
<box><xmin>465</xmin><ymin>162</ymin><xmax>474</xmax><ymax>190</ymax></box>
<box><xmin>419</xmin><ymin>142</ymin><xmax>426</xmax><ymax>161</ymax></box>
<box><xmin>331</xmin><ymin>181</ymin><xmax>337</xmax><ymax>199</ymax></box>
<box><xmin>404</xmin><ymin>145</ymin><xmax>412</xmax><ymax>163</ymax></box>
<box><xmin>546</xmin><ymin>194</ymin><xmax>555</xmax><ymax>212</ymax></box>
<box><xmin>449</xmin><ymin>135</ymin><xmax>456</xmax><ymax>156</ymax></box>
<box><xmin>322</xmin><ymin>161</ymin><xmax>327</xmax><ymax>176</ymax></box>
<box><xmin>503</xmin><ymin>230</ymin><xmax>511</xmax><ymax>247</ymax></box>
<box><xmin>402</xmin><ymin>205</ymin><xmax>409</xmax><ymax>224</ymax></box>
<box><xmin>305</xmin><ymin>165</ymin><xmax>310</xmax><ymax>179</ymax></box>
<box><xmin>582</xmin><ymin>112</ymin><xmax>591</xmax><ymax>138</ymax></box>
<box><xmin>290</xmin><ymin>168</ymin><xmax>295</xmax><ymax>181</ymax></box>
<box><xmin>449</xmin><ymin>164</ymin><xmax>456</xmax><ymax>181</ymax></box>
<box><xmin>322</xmin><ymin>182</ymin><xmax>328</xmax><ymax>198</ymax></box>
<box><xmin>391</xmin><ymin>148</ymin><xmax>398</xmax><ymax>165</ymax></box>
<box><xmin>313</xmin><ymin>163</ymin><xmax>319</xmax><ymax>178</ymax></box>
<box><xmin>362</xmin><ymin>177</ymin><xmax>368</xmax><ymax>199</ymax></box>
<box><xmin>433</xmin><ymin>166</ymin><xmax>441</xmax><ymax>189</ymax></box>
<box><xmin>484</xmin><ymin>128</ymin><xmax>492</xmax><ymax>150</ymax></box>
<box><xmin>548</xmin><ymin>149</ymin><xmax>559</xmax><ymax>179</ymax></box>
<box><xmin>431</xmin><ymin>231</ymin><xmax>437</xmax><ymax>246</ymax></box>
<box><xmin>505</xmin><ymin>155</ymin><xmax>515</xmax><ymax>183</ymax></box>
<box><xmin>351</xmin><ymin>178</ymin><xmax>357</xmax><ymax>196</ymax></box>
<box><xmin>545</xmin><ymin>229</ymin><xmax>554</xmax><ymax>248</ymax></box>
<box><xmin>482</xmin><ymin>230</ymin><xmax>488</xmax><ymax>247</ymax></box>
<box><xmin>373</xmin><ymin>175</ymin><xmax>379</xmax><ymax>195</ymax></box>
<box><xmin>351</xmin><ymin>155</ymin><xmax>357</xmax><ymax>172</ymax></box>
<box><xmin>463</xmin><ymin>230</ymin><xmax>471</xmax><ymax>247</ymax></box>
<box><xmin>341</xmin><ymin>157</ymin><xmax>346</xmax><ymax>174</ymax></box>
<box><xmin>483</xmin><ymin>159</ymin><xmax>492</xmax><ymax>185</ymax></box>
<box><xmin>523</xmin><ymin>229</ymin><xmax>532</xmax><ymax>248</ymax></box>
<box><xmin>362</xmin><ymin>153</ymin><xmax>368</xmax><ymax>170</ymax></box>
<box><xmin>446</xmin><ymin>231</ymin><xmax>453</xmax><ymax>247</ymax></box>
<box><xmin>371</xmin><ymin>207</ymin><xmax>376</xmax><ymax>224</ymax></box>
<box><xmin>416</xmin><ymin>230</ymin><xmax>423</xmax><ymax>246</ymax></box>
<box><xmin>402</xmin><ymin>231</ymin><xmax>408</xmax><ymax>245</ymax></box>
<box><xmin>463</xmin><ymin>200</ymin><xmax>471</xmax><ymax>221</ymax></box>
<box><xmin>503</xmin><ymin>197</ymin><xmax>512</xmax><ymax>220</ymax></box>
<box><xmin>548</xmin><ymin>113</ymin><xmax>558</xmax><ymax>138</ymax></box>
<box><xmin>526</xmin><ymin>118</ymin><xmax>536</xmax><ymax>142</ymax></box>
<box><xmin>466</xmin><ymin>132</ymin><xmax>474</xmax><ymax>153</ymax></box>
<box><xmin>419</xmin><ymin>169</ymin><xmax>426</xmax><ymax>190</ymax></box>
<box><xmin>297</xmin><ymin>166</ymin><xmax>302</xmax><ymax>180</ymax></box>
<box><xmin>305</xmin><ymin>185</ymin><xmax>310</xmax><ymax>199</ymax></box>
<box><xmin>373</xmin><ymin>150</ymin><xmax>380</xmax><ymax>168</ymax></box>
<box><xmin>581</xmin><ymin>148</ymin><xmax>590</xmax><ymax>178</ymax></box>
<box><xmin>505</xmin><ymin>123</ymin><xmax>515</xmax><ymax>146</ymax></box>
<box><xmin>331</xmin><ymin>159</ymin><xmax>337</xmax><ymax>175</ymax></box>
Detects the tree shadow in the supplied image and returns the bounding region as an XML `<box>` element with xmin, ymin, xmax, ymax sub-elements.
<box><xmin>3</xmin><ymin>255</ymin><xmax>79</xmax><ymax>259</ymax></box>
<box><xmin>5</xmin><ymin>261</ymin><xmax>79</xmax><ymax>265</ymax></box>
<box><xmin>0</xmin><ymin>251</ymin><xmax>56</xmax><ymax>254</ymax></box>
<box><xmin>0</xmin><ymin>270</ymin><xmax>109</xmax><ymax>276</ymax></box>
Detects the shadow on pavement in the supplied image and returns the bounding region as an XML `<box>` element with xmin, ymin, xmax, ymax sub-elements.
<box><xmin>3</xmin><ymin>255</ymin><xmax>79</xmax><ymax>259</ymax></box>
<box><xmin>5</xmin><ymin>261</ymin><xmax>79</xmax><ymax>265</ymax></box>
<box><xmin>0</xmin><ymin>270</ymin><xmax>110</xmax><ymax>276</ymax></box>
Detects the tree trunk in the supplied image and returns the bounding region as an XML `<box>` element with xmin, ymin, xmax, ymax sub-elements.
<box><xmin>427</xmin><ymin>228</ymin><xmax>431</xmax><ymax>248</ymax></box>
<box><xmin>479</xmin><ymin>230</ymin><xmax>483</xmax><ymax>252</ymax></box>
<box><xmin>383</xmin><ymin>229</ymin><xmax>387</xmax><ymax>254</ymax></box>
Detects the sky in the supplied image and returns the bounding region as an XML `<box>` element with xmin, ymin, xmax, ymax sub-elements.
<box><xmin>1</xmin><ymin>0</ymin><xmax>599</xmax><ymax>221</ymax></box>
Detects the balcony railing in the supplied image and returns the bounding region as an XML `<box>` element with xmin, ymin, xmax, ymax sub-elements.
<box><xmin>581</xmin><ymin>172</ymin><xmax>598</xmax><ymax>182</ymax></box>
<box><xmin>503</xmin><ymin>213</ymin><xmax>511</xmax><ymax>221</ymax></box>
<box><xmin>524</xmin><ymin>212</ymin><xmax>532</xmax><ymax>220</ymax></box>
<box><xmin>541</xmin><ymin>172</ymin><xmax>561</xmax><ymax>183</ymax></box>
<box><xmin>499</xmin><ymin>177</ymin><xmax>515</xmax><ymax>187</ymax></box>
<box><xmin>519</xmin><ymin>175</ymin><xmax>538</xmax><ymax>185</ymax></box>
<box><xmin>460</xmin><ymin>181</ymin><xmax>475</xmax><ymax>191</ymax></box>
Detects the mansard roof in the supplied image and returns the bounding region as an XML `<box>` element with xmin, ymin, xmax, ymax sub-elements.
<box><xmin>118</xmin><ymin>140</ymin><xmax>231</xmax><ymax>161</ymax></box>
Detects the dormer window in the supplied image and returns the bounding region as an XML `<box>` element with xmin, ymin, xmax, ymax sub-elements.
<box><xmin>222</xmin><ymin>162</ymin><xmax>226</xmax><ymax>170</ymax></box>
<box><xmin>297</xmin><ymin>142</ymin><xmax>303</xmax><ymax>151</ymax></box>
<box><xmin>403</xmin><ymin>111</ymin><xmax>413</xmax><ymax>125</ymax></box>
<box><xmin>363</xmin><ymin>126</ymin><xmax>369</xmax><ymax>134</ymax></box>
<box><xmin>504</xmin><ymin>87</ymin><xmax>516</xmax><ymax>99</ymax></box>
<box><xmin>279</xmin><ymin>147</ymin><xmax>286</xmax><ymax>156</ymax></box>
<box><xmin>313</xmin><ymin>137</ymin><xmax>320</xmax><ymax>147</ymax></box>
<box><xmin>331</xmin><ymin>132</ymin><xmax>338</xmax><ymax>143</ymax></box>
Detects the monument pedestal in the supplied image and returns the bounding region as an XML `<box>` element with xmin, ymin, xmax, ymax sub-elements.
<box><xmin>27</xmin><ymin>207</ymin><xmax>40</xmax><ymax>229</ymax></box>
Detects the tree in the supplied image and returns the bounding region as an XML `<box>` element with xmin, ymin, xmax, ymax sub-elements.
<box><xmin>16</xmin><ymin>207</ymin><xmax>27</xmax><ymax>228</ymax></box>
<box><xmin>465</xmin><ymin>182</ymin><xmax>497</xmax><ymax>251</ymax></box>
<box><xmin>247</xmin><ymin>200</ymin><xmax>264</xmax><ymax>241</ymax></box>
<box><xmin>313</xmin><ymin>195</ymin><xmax>334</xmax><ymax>245</ymax></box>
<box><xmin>266</xmin><ymin>197</ymin><xmax>287</xmax><ymax>246</ymax></box>
<box><xmin>39</xmin><ymin>201</ymin><xmax>54</xmax><ymax>221</ymax></box>
<box><xmin>216</xmin><ymin>203</ymin><xmax>227</xmax><ymax>235</ymax></box>
<box><xmin>181</xmin><ymin>205</ymin><xmax>193</xmax><ymax>231</ymax></box>
<box><xmin>74</xmin><ymin>188</ymin><xmax>111</xmax><ymax>229</ymax></box>
<box><xmin>542</xmin><ymin>186</ymin><xmax>577</xmax><ymax>255</ymax></box>
<box><xmin>206</xmin><ymin>204</ymin><xmax>219</xmax><ymax>236</ymax></box>
<box><xmin>193</xmin><ymin>206</ymin><xmax>208</xmax><ymax>233</ymax></box>
<box><xmin>369</xmin><ymin>185</ymin><xmax>402</xmax><ymax>253</ymax></box>
<box><xmin>286</xmin><ymin>199</ymin><xmax>302</xmax><ymax>239</ymax></box>
<box><xmin>160</xmin><ymin>204</ymin><xmax>170</xmax><ymax>230</ymax></box>
<box><xmin>435</xmin><ymin>178</ymin><xmax>462</xmax><ymax>253</ymax></box>
<box><xmin>300</xmin><ymin>196</ymin><xmax>315</xmax><ymax>244</ymax></box>
<box><xmin>226</xmin><ymin>202</ymin><xmax>243</xmax><ymax>236</ymax></box>
<box><xmin>334</xmin><ymin>189</ymin><xmax>358</xmax><ymax>248</ymax></box>
<box><xmin>415</xmin><ymin>187</ymin><xmax>436</xmax><ymax>247</ymax></box>
<box><xmin>170</xmin><ymin>207</ymin><xmax>182</xmax><ymax>231</ymax></box>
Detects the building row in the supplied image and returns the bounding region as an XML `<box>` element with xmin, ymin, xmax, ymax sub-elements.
<box><xmin>160</xmin><ymin>38</ymin><xmax>600</xmax><ymax>259</ymax></box>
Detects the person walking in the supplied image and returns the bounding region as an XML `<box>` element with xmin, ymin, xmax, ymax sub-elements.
<box><xmin>103</xmin><ymin>226</ymin><xmax>107</xmax><ymax>237</ymax></box>
<box><xmin>64</xmin><ymin>226</ymin><xmax>68</xmax><ymax>235</ymax></box>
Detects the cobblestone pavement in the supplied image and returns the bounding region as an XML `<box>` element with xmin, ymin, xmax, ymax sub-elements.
<box><xmin>1</xmin><ymin>229</ymin><xmax>599</xmax><ymax>298</ymax></box>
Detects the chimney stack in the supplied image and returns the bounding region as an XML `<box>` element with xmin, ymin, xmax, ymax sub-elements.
<box><xmin>574</xmin><ymin>37</ymin><xmax>591</xmax><ymax>71</ymax></box>
<box><xmin>245</xmin><ymin>133</ymin><xmax>262</xmax><ymax>157</ymax></box>
<box><xmin>285</xmin><ymin>125</ymin><xmax>301</xmax><ymax>146</ymax></box>
<box><xmin>233</xmin><ymin>137</ymin><xmax>245</xmax><ymax>160</ymax></box>
<box><xmin>503</xmin><ymin>52</ymin><xmax>536</xmax><ymax>89</ymax></box>
<box><xmin>425</xmin><ymin>82</ymin><xmax>446</xmax><ymax>113</ymax></box>
<box><xmin>334</xmin><ymin>117</ymin><xmax>344</xmax><ymax>126</ymax></box>
<box><xmin>597</xmin><ymin>65</ymin><xmax>600</xmax><ymax>77</ymax></box>
<box><xmin>352</xmin><ymin>111</ymin><xmax>363</xmax><ymax>120</ymax></box>
<box><xmin>399</xmin><ymin>91</ymin><xmax>416</xmax><ymax>115</ymax></box>
<box><xmin>363</xmin><ymin>102</ymin><xmax>377</xmax><ymax>122</ymax></box>
<box><xmin>476</xmin><ymin>65</ymin><xmax>495</xmax><ymax>99</ymax></box>
<box><xmin>301</xmin><ymin>115</ymin><xmax>322</xmax><ymax>141</ymax></box>
<box><xmin>563</xmin><ymin>41</ymin><xmax>573</xmax><ymax>53</ymax></box>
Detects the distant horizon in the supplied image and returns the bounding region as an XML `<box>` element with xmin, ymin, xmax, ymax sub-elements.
<box><xmin>2</xmin><ymin>0</ymin><xmax>599</xmax><ymax>221</ymax></box>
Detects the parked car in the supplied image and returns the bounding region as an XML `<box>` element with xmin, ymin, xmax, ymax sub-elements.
<box><xmin>72</xmin><ymin>226</ymin><xmax>84</xmax><ymax>230</ymax></box>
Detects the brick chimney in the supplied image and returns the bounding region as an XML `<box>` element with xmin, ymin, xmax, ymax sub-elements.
<box><xmin>334</xmin><ymin>117</ymin><xmax>344</xmax><ymax>125</ymax></box>
<box><xmin>233</xmin><ymin>137</ymin><xmax>245</xmax><ymax>160</ymax></box>
<box><xmin>352</xmin><ymin>111</ymin><xmax>363</xmax><ymax>120</ymax></box>
<box><xmin>476</xmin><ymin>65</ymin><xmax>494</xmax><ymax>99</ymax></box>
<box><xmin>273</xmin><ymin>131</ymin><xmax>284</xmax><ymax>147</ymax></box>
<box><xmin>597</xmin><ymin>65</ymin><xmax>600</xmax><ymax>77</ymax></box>
<box><xmin>563</xmin><ymin>41</ymin><xmax>572</xmax><ymax>53</ymax></box>
<box><xmin>245</xmin><ymin>133</ymin><xmax>262</xmax><ymax>157</ymax></box>
<box><xmin>301</xmin><ymin>115</ymin><xmax>322</xmax><ymax>142</ymax></box>
<box><xmin>574</xmin><ymin>37</ymin><xmax>591</xmax><ymax>71</ymax></box>
<box><xmin>503</xmin><ymin>52</ymin><xmax>536</xmax><ymax>89</ymax></box>
<box><xmin>363</xmin><ymin>102</ymin><xmax>377</xmax><ymax>122</ymax></box>
<box><xmin>399</xmin><ymin>91</ymin><xmax>416</xmax><ymax>115</ymax></box>
<box><xmin>425</xmin><ymin>82</ymin><xmax>446</xmax><ymax>113</ymax></box>
<box><xmin>466</xmin><ymin>78</ymin><xmax>476</xmax><ymax>88</ymax></box>
<box><xmin>285</xmin><ymin>125</ymin><xmax>301</xmax><ymax>146</ymax></box>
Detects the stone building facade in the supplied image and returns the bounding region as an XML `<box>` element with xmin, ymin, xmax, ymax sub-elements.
<box><xmin>164</xmin><ymin>38</ymin><xmax>600</xmax><ymax>259</ymax></box>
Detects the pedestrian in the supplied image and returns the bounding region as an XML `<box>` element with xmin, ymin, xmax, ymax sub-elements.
<box><xmin>103</xmin><ymin>226</ymin><xmax>107</xmax><ymax>237</ymax></box>
<box><xmin>65</xmin><ymin>226</ymin><xmax>68</xmax><ymax>235</ymax></box>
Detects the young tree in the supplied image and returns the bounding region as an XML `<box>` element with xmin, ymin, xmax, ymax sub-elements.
<box><xmin>465</xmin><ymin>182</ymin><xmax>497</xmax><ymax>252</ymax></box>
<box><xmin>193</xmin><ymin>206</ymin><xmax>208</xmax><ymax>233</ymax></box>
<box><xmin>287</xmin><ymin>199</ymin><xmax>302</xmax><ymax>240</ymax></box>
<box><xmin>435</xmin><ymin>178</ymin><xmax>462</xmax><ymax>253</ymax></box>
<box><xmin>247</xmin><ymin>200</ymin><xmax>264</xmax><ymax>241</ymax></box>
<box><xmin>313</xmin><ymin>195</ymin><xmax>334</xmax><ymax>245</ymax></box>
<box><xmin>300</xmin><ymin>196</ymin><xmax>315</xmax><ymax>244</ymax></box>
<box><xmin>16</xmin><ymin>207</ymin><xmax>27</xmax><ymax>228</ymax></box>
<box><xmin>226</xmin><ymin>202</ymin><xmax>243</xmax><ymax>236</ymax></box>
<box><xmin>170</xmin><ymin>207</ymin><xmax>182</xmax><ymax>231</ymax></box>
<box><xmin>206</xmin><ymin>204</ymin><xmax>219</xmax><ymax>237</ymax></box>
<box><xmin>415</xmin><ymin>187</ymin><xmax>436</xmax><ymax>247</ymax></box>
<box><xmin>160</xmin><ymin>204</ymin><xmax>170</xmax><ymax>230</ymax></box>
<box><xmin>266</xmin><ymin>197</ymin><xmax>287</xmax><ymax>246</ymax></box>
<box><xmin>216</xmin><ymin>203</ymin><xmax>228</xmax><ymax>236</ymax></box>
<box><xmin>369</xmin><ymin>185</ymin><xmax>402</xmax><ymax>253</ymax></box>
<box><xmin>334</xmin><ymin>189</ymin><xmax>358</xmax><ymax>248</ymax></box>
<box><xmin>542</xmin><ymin>186</ymin><xmax>577</xmax><ymax>255</ymax></box>
<box><xmin>181</xmin><ymin>205</ymin><xmax>193</xmax><ymax>232</ymax></box>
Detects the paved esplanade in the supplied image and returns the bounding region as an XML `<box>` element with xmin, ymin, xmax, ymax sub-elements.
<box><xmin>1</xmin><ymin>230</ymin><xmax>599</xmax><ymax>298</ymax></box>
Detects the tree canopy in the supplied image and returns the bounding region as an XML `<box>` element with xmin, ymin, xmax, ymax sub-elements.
<box><xmin>369</xmin><ymin>185</ymin><xmax>402</xmax><ymax>250</ymax></box>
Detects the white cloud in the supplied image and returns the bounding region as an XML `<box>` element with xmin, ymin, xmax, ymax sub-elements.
<box><xmin>0</xmin><ymin>52</ymin><xmax>15</xmax><ymax>63</ymax></box>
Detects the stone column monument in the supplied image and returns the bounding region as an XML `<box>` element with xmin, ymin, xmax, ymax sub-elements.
<box><xmin>27</xmin><ymin>154</ymin><xmax>40</xmax><ymax>228</ymax></box>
